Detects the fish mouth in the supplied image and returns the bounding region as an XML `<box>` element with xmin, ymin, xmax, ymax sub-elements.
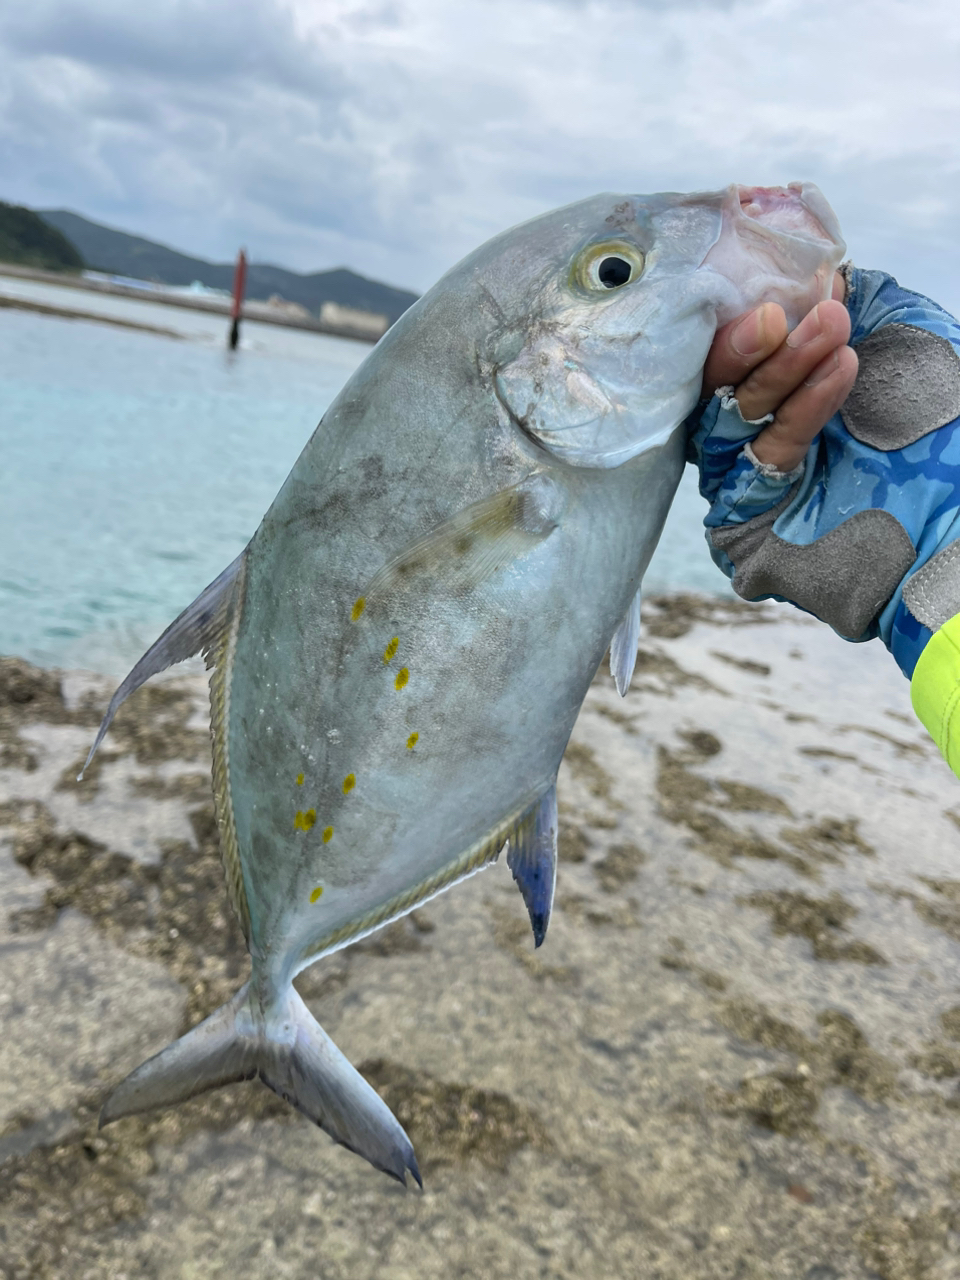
<box><xmin>735</xmin><ymin>182</ymin><xmax>842</xmax><ymax>248</ymax></box>
<box><xmin>700</xmin><ymin>181</ymin><xmax>846</xmax><ymax>328</ymax></box>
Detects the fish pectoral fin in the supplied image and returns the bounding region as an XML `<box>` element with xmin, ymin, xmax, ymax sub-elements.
<box><xmin>609</xmin><ymin>586</ymin><xmax>642</xmax><ymax>697</ymax></box>
<box><xmin>506</xmin><ymin>783</ymin><xmax>558</xmax><ymax>948</ymax></box>
<box><xmin>363</xmin><ymin>475</ymin><xmax>563</xmax><ymax>607</ymax></box>
<box><xmin>79</xmin><ymin>550</ymin><xmax>246</xmax><ymax>778</ymax></box>
<box><xmin>100</xmin><ymin>981</ymin><xmax>421</xmax><ymax>1188</ymax></box>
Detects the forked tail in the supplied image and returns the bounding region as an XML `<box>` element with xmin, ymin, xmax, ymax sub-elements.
<box><xmin>100</xmin><ymin>983</ymin><xmax>421</xmax><ymax>1186</ymax></box>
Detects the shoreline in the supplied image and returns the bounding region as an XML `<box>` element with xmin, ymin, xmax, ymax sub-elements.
<box><xmin>0</xmin><ymin>292</ymin><xmax>185</xmax><ymax>339</ymax></box>
<box><xmin>0</xmin><ymin>262</ymin><xmax>385</xmax><ymax>344</ymax></box>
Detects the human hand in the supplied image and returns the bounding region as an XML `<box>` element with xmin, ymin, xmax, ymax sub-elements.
<box><xmin>700</xmin><ymin>273</ymin><xmax>859</xmax><ymax>474</ymax></box>
<box><xmin>687</xmin><ymin>258</ymin><xmax>960</xmax><ymax>676</ymax></box>
<box><xmin>686</xmin><ymin>266</ymin><xmax>921</xmax><ymax>650</ymax></box>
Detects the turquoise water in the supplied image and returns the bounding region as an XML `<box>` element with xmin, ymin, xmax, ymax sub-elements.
<box><xmin>0</xmin><ymin>291</ymin><xmax>723</xmax><ymax>674</ymax></box>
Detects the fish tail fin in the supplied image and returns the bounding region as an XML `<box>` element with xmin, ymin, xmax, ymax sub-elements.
<box><xmin>99</xmin><ymin>982</ymin><xmax>421</xmax><ymax>1187</ymax></box>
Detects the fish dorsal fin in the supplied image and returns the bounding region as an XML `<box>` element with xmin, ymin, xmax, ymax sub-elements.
<box><xmin>609</xmin><ymin>586</ymin><xmax>641</xmax><ymax>697</ymax></box>
<box><xmin>506</xmin><ymin>784</ymin><xmax>558</xmax><ymax>948</ymax></box>
<box><xmin>79</xmin><ymin>551</ymin><xmax>247</xmax><ymax>779</ymax></box>
<box><xmin>361</xmin><ymin>475</ymin><xmax>563</xmax><ymax>611</ymax></box>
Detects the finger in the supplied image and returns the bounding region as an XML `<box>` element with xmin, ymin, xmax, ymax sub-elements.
<box><xmin>750</xmin><ymin>345</ymin><xmax>859</xmax><ymax>473</ymax></box>
<box><xmin>735</xmin><ymin>300</ymin><xmax>851</xmax><ymax>422</ymax></box>
<box><xmin>701</xmin><ymin>302</ymin><xmax>788</xmax><ymax>395</ymax></box>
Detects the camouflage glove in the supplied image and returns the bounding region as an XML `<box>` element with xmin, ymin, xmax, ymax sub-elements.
<box><xmin>687</xmin><ymin>266</ymin><xmax>960</xmax><ymax>771</ymax></box>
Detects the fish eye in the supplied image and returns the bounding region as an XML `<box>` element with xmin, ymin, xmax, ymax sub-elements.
<box><xmin>597</xmin><ymin>256</ymin><xmax>632</xmax><ymax>288</ymax></box>
<box><xmin>573</xmin><ymin>240</ymin><xmax>645</xmax><ymax>294</ymax></box>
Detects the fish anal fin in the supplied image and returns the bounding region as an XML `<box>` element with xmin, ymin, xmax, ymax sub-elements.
<box><xmin>79</xmin><ymin>551</ymin><xmax>246</xmax><ymax>779</ymax></box>
<box><xmin>609</xmin><ymin>586</ymin><xmax>641</xmax><ymax>697</ymax></box>
<box><xmin>506</xmin><ymin>784</ymin><xmax>558</xmax><ymax>948</ymax></box>
<box><xmin>363</xmin><ymin>475</ymin><xmax>563</xmax><ymax>609</ymax></box>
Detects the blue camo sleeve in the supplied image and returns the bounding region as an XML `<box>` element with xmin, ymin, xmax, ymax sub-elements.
<box><xmin>686</xmin><ymin>267</ymin><xmax>960</xmax><ymax>675</ymax></box>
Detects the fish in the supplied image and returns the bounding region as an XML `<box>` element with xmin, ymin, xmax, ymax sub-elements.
<box><xmin>82</xmin><ymin>182</ymin><xmax>844</xmax><ymax>1184</ymax></box>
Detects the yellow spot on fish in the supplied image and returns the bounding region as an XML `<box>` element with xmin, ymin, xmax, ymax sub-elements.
<box><xmin>406</xmin><ymin>732</ymin><xmax>419</xmax><ymax>749</ymax></box>
<box><xmin>296</xmin><ymin>772</ymin><xmax>304</xmax><ymax>786</ymax></box>
<box><xmin>343</xmin><ymin>772</ymin><xmax>356</xmax><ymax>795</ymax></box>
<box><xmin>383</xmin><ymin>636</ymin><xmax>399</xmax><ymax>664</ymax></box>
<box><xmin>323</xmin><ymin>825</ymin><xmax>334</xmax><ymax>843</ymax></box>
<box><xmin>351</xmin><ymin>596</ymin><xmax>366</xmax><ymax>621</ymax></box>
<box><xmin>294</xmin><ymin>809</ymin><xmax>316</xmax><ymax>832</ymax></box>
<box><xmin>310</xmin><ymin>886</ymin><xmax>324</xmax><ymax>904</ymax></box>
<box><xmin>395</xmin><ymin>667</ymin><xmax>409</xmax><ymax>690</ymax></box>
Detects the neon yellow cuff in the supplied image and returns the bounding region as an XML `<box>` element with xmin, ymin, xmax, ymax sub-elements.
<box><xmin>911</xmin><ymin>612</ymin><xmax>960</xmax><ymax>778</ymax></box>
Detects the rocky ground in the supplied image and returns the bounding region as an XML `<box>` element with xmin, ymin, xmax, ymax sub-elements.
<box><xmin>1</xmin><ymin>594</ymin><xmax>959</xmax><ymax>1280</ymax></box>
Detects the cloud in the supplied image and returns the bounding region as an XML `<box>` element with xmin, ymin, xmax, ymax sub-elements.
<box><xmin>1</xmin><ymin>0</ymin><xmax>336</xmax><ymax>90</ymax></box>
<box><xmin>1</xmin><ymin>0</ymin><xmax>959</xmax><ymax>308</ymax></box>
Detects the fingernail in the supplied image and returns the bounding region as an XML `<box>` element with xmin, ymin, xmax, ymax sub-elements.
<box><xmin>786</xmin><ymin>304</ymin><xmax>823</xmax><ymax>350</ymax></box>
<box><xmin>730</xmin><ymin>307</ymin><xmax>767</xmax><ymax>357</ymax></box>
<box><xmin>804</xmin><ymin>349</ymin><xmax>838</xmax><ymax>386</ymax></box>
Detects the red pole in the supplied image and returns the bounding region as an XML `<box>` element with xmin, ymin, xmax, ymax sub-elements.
<box><xmin>229</xmin><ymin>248</ymin><xmax>247</xmax><ymax>350</ymax></box>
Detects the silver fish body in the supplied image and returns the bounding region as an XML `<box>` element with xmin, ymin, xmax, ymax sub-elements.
<box><xmin>230</xmin><ymin>344</ymin><xmax>683</xmax><ymax>974</ymax></box>
<box><xmin>85</xmin><ymin>183</ymin><xmax>844</xmax><ymax>1183</ymax></box>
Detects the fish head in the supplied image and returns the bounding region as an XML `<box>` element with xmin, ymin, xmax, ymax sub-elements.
<box><xmin>489</xmin><ymin>183</ymin><xmax>845</xmax><ymax>468</ymax></box>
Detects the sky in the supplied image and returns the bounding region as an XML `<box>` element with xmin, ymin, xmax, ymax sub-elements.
<box><xmin>1</xmin><ymin>0</ymin><xmax>959</xmax><ymax>306</ymax></box>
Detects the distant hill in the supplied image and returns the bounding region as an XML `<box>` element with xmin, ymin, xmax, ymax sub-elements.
<box><xmin>38</xmin><ymin>209</ymin><xmax>419</xmax><ymax>325</ymax></box>
<box><xmin>0</xmin><ymin>202</ymin><xmax>84</xmax><ymax>272</ymax></box>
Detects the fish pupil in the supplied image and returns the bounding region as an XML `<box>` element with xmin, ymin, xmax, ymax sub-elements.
<box><xmin>598</xmin><ymin>256</ymin><xmax>631</xmax><ymax>288</ymax></box>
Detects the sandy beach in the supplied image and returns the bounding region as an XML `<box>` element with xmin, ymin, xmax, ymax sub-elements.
<box><xmin>1</xmin><ymin>594</ymin><xmax>959</xmax><ymax>1279</ymax></box>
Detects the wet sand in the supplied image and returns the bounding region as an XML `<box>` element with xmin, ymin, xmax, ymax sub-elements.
<box><xmin>0</xmin><ymin>294</ymin><xmax>185</xmax><ymax>339</ymax></box>
<box><xmin>1</xmin><ymin>594</ymin><xmax>959</xmax><ymax>1279</ymax></box>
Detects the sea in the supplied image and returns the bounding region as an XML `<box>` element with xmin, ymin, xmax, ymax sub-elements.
<box><xmin>0</xmin><ymin>274</ymin><xmax>727</xmax><ymax>675</ymax></box>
